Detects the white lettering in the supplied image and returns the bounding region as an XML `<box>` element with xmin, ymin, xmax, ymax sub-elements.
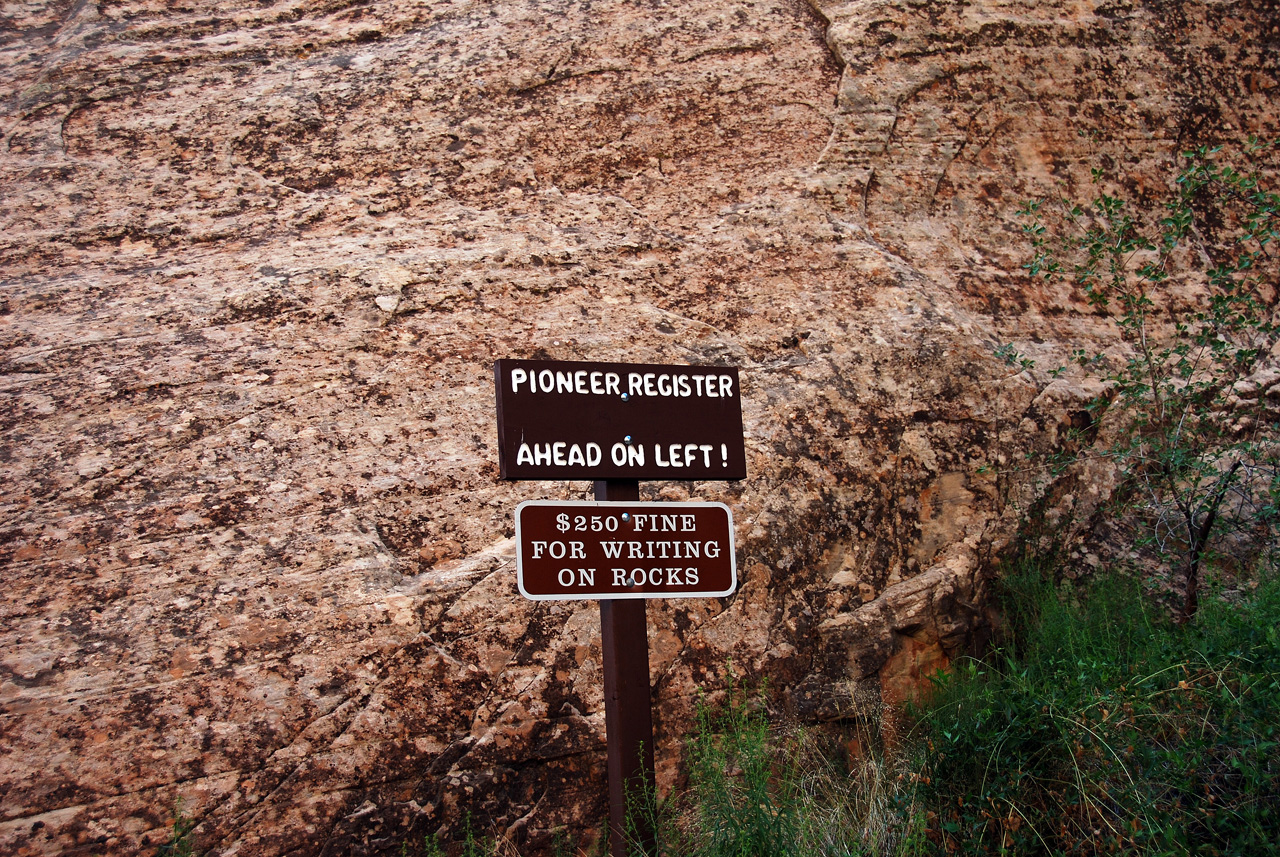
<box><xmin>578</xmin><ymin>568</ymin><xmax>595</xmax><ymax>586</ymax></box>
<box><xmin>606</xmin><ymin>373</ymin><xmax>622</xmax><ymax>396</ymax></box>
<box><xmin>538</xmin><ymin>369</ymin><xmax>554</xmax><ymax>392</ymax></box>
<box><xmin>706</xmin><ymin>377</ymin><xmax>718</xmax><ymax>397</ymax></box>
<box><xmin>628</xmin><ymin>373</ymin><xmax>643</xmax><ymax>396</ymax></box>
<box><xmin>558</xmin><ymin>568</ymin><xmax>574</xmax><ymax>586</ymax></box>
<box><xmin>720</xmin><ymin>375</ymin><xmax>733</xmax><ymax>397</ymax></box>
<box><xmin>575</xmin><ymin>371</ymin><xmax>588</xmax><ymax>393</ymax></box>
<box><xmin>532</xmin><ymin>541</ymin><xmax>547</xmax><ymax>559</ymax></box>
<box><xmin>627</xmin><ymin>444</ymin><xmax>644</xmax><ymax>466</ymax></box>
<box><xmin>556</xmin><ymin>371</ymin><xmax>572</xmax><ymax>394</ymax></box>
<box><xmin>517</xmin><ymin>443</ymin><xmax>534</xmax><ymax>466</ymax></box>
<box><xmin>570</xmin><ymin>542</ymin><xmax>586</xmax><ymax>559</ymax></box>
<box><xmin>602</xmin><ymin>541</ymin><xmax>624</xmax><ymax>559</ymax></box>
<box><xmin>683</xmin><ymin>541</ymin><xmax>701</xmax><ymax>558</ymax></box>
<box><xmin>553</xmin><ymin>442</ymin><xmax>567</xmax><ymax>466</ymax></box>
<box><xmin>643</xmin><ymin>373</ymin><xmax>657</xmax><ymax>397</ymax></box>
<box><xmin>590</xmin><ymin>372</ymin><xmax>604</xmax><ymax>394</ymax></box>
<box><xmin>693</xmin><ymin>376</ymin><xmax>706</xmax><ymax>396</ymax></box>
<box><xmin>681</xmin><ymin>515</ymin><xmax>696</xmax><ymax>532</ymax></box>
<box><xmin>568</xmin><ymin>444</ymin><xmax>585</xmax><ymax>466</ymax></box>
<box><xmin>612</xmin><ymin>568</ymin><xmax>628</xmax><ymax>586</ymax></box>
<box><xmin>611</xmin><ymin>443</ymin><xmax>627</xmax><ymax>466</ymax></box>
<box><xmin>676</xmin><ymin>375</ymin><xmax>691</xmax><ymax>397</ymax></box>
<box><xmin>534</xmin><ymin>444</ymin><xmax>552</xmax><ymax>466</ymax></box>
<box><xmin>587</xmin><ymin>443</ymin><xmax>602</xmax><ymax>467</ymax></box>
<box><xmin>700</xmin><ymin>444</ymin><xmax>713</xmax><ymax>466</ymax></box>
<box><xmin>705</xmin><ymin>541</ymin><xmax>721</xmax><ymax>558</ymax></box>
<box><xmin>511</xmin><ymin>368</ymin><xmax>528</xmax><ymax>393</ymax></box>
<box><xmin>655</xmin><ymin>444</ymin><xmax>669</xmax><ymax>467</ymax></box>
<box><xmin>668</xmin><ymin>444</ymin><xmax>681</xmax><ymax>466</ymax></box>
<box><xmin>627</xmin><ymin>542</ymin><xmax>644</xmax><ymax>559</ymax></box>
<box><xmin>666</xmin><ymin>567</ymin><xmax>684</xmax><ymax>585</ymax></box>
<box><xmin>685</xmin><ymin>444</ymin><xmax>698</xmax><ymax>466</ymax></box>
<box><xmin>657</xmin><ymin>374</ymin><xmax>672</xmax><ymax>396</ymax></box>
<box><xmin>549</xmin><ymin>541</ymin><xmax>566</xmax><ymax>559</ymax></box>
<box><xmin>686</xmin><ymin>567</ymin><xmax>699</xmax><ymax>586</ymax></box>
<box><xmin>632</xmin><ymin>514</ymin><xmax>647</xmax><ymax>531</ymax></box>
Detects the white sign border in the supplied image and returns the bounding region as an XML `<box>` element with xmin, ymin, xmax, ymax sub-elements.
<box><xmin>515</xmin><ymin>500</ymin><xmax>737</xmax><ymax>601</ymax></box>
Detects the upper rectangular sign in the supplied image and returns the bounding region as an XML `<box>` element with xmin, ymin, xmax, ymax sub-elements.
<box><xmin>494</xmin><ymin>359</ymin><xmax>747</xmax><ymax>480</ymax></box>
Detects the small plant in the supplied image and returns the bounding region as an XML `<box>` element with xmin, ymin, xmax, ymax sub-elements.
<box><xmin>550</xmin><ymin>826</ymin><xmax>587</xmax><ymax>857</ymax></box>
<box><xmin>460</xmin><ymin>811</ymin><xmax>498</xmax><ymax>857</ymax></box>
<box><xmin>619</xmin><ymin>741</ymin><xmax>662</xmax><ymax>857</ymax></box>
<box><xmin>418</xmin><ymin>832</ymin><xmax>447</xmax><ymax>857</ymax></box>
<box><xmin>158</xmin><ymin>798</ymin><xmax>200</xmax><ymax>857</ymax></box>
<box><xmin>993</xmin><ymin>342</ymin><xmax>1035</xmax><ymax>374</ymax></box>
<box><xmin>1018</xmin><ymin>139</ymin><xmax>1280</xmax><ymax>620</ymax></box>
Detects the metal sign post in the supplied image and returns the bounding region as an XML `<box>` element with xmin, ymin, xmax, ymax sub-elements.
<box><xmin>595</xmin><ymin>478</ymin><xmax>655</xmax><ymax>857</ymax></box>
<box><xmin>494</xmin><ymin>359</ymin><xmax>746</xmax><ymax>856</ymax></box>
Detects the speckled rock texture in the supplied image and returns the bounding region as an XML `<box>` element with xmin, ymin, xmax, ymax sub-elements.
<box><xmin>1</xmin><ymin>0</ymin><xmax>1276</xmax><ymax>854</ymax></box>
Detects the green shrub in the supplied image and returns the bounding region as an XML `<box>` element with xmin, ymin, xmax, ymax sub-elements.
<box><xmin>1016</xmin><ymin>139</ymin><xmax>1280</xmax><ymax>621</ymax></box>
<box><xmin>649</xmin><ymin>564</ymin><xmax>1278</xmax><ymax>857</ymax></box>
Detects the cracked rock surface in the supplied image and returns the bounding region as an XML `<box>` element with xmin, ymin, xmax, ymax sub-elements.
<box><xmin>1</xmin><ymin>0</ymin><xmax>1276</xmax><ymax>854</ymax></box>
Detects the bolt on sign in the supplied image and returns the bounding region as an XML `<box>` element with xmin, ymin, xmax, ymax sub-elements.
<box><xmin>494</xmin><ymin>358</ymin><xmax>747</xmax><ymax>480</ymax></box>
<box><xmin>516</xmin><ymin>501</ymin><xmax>736</xmax><ymax>600</ymax></box>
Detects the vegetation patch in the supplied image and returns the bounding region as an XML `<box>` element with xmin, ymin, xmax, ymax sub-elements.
<box><xmin>908</xmin><ymin>560</ymin><xmax>1280</xmax><ymax>856</ymax></box>
<box><xmin>614</xmin><ymin>562</ymin><xmax>1280</xmax><ymax>857</ymax></box>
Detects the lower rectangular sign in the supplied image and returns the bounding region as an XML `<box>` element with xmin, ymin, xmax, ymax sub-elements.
<box><xmin>515</xmin><ymin>501</ymin><xmax>736</xmax><ymax>600</ymax></box>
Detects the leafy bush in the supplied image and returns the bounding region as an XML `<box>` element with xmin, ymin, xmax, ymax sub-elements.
<box><xmin>1017</xmin><ymin>140</ymin><xmax>1280</xmax><ymax>621</ymax></box>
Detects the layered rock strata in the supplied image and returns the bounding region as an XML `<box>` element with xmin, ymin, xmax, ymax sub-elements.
<box><xmin>1</xmin><ymin>0</ymin><xmax>1276</xmax><ymax>854</ymax></box>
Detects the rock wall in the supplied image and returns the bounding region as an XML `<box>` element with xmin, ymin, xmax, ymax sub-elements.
<box><xmin>1</xmin><ymin>0</ymin><xmax>1276</xmax><ymax>854</ymax></box>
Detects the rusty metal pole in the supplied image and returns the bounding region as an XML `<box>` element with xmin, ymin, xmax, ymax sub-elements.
<box><xmin>595</xmin><ymin>478</ymin><xmax>657</xmax><ymax>857</ymax></box>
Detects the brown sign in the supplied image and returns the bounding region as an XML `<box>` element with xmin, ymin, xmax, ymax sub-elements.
<box><xmin>515</xmin><ymin>501</ymin><xmax>736</xmax><ymax>600</ymax></box>
<box><xmin>494</xmin><ymin>359</ymin><xmax>746</xmax><ymax>480</ymax></box>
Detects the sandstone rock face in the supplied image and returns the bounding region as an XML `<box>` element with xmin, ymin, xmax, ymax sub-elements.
<box><xmin>1</xmin><ymin>0</ymin><xmax>1275</xmax><ymax>854</ymax></box>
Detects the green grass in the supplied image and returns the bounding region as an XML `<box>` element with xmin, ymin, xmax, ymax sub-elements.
<box><xmin>643</xmin><ymin>562</ymin><xmax>1280</xmax><ymax>857</ymax></box>
<box><xmin>679</xmin><ymin>680</ymin><xmax>804</xmax><ymax>856</ymax></box>
<box><xmin>906</xmin><ymin>561</ymin><xmax>1280</xmax><ymax>855</ymax></box>
<box><xmin>635</xmin><ymin>673</ymin><xmax>920</xmax><ymax>857</ymax></box>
